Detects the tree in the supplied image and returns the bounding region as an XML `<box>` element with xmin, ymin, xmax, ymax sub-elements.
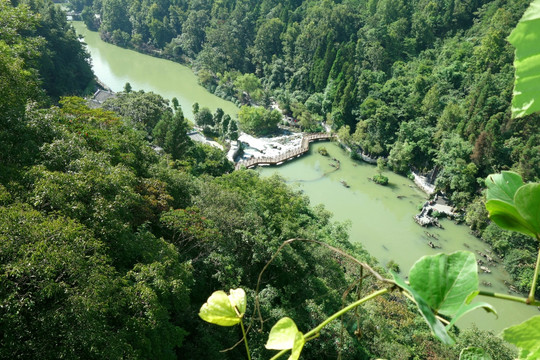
<box><xmin>237</xmin><ymin>106</ymin><xmax>281</xmax><ymax>136</ymax></box>
<box><xmin>234</xmin><ymin>73</ymin><xmax>263</xmax><ymax>103</ymax></box>
<box><xmin>124</xmin><ymin>82</ymin><xmax>132</xmax><ymax>93</ymax></box>
<box><xmin>171</xmin><ymin>97</ymin><xmax>179</xmax><ymax>111</ymax></box>
<box><xmin>228</xmin><ymin>119</ymin><xmax>238</xmax><ymax>141</ymax></box>
<box><xmin>250</xmin><ymin>18</ymin><xmax>284</xmax><ymax>67</ymax></box>
<box><xmin>194</xmin><ymin>106</ymin><xmax>213</xmax><ymax>127</ymax></box>
<box><xmin>153</xmin><ymin>107</ymin><xmax>192</xmax><ymax>160</ymax></box>
<box><xmin>103</xmin><ymin>91</ymin><xmax>170</xmax><ymax>132</ymax></box>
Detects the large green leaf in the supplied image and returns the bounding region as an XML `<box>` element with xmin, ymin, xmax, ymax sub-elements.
<box><xmin>266</xmin><ymin>317</ymin><xmax>306</xmax><ymax>360</ymax></box>
<box><xmin>515</xmin><ymin>183</ymin><xmax>540</xmax><ymax>236</ymax></box>
<box><xmin>485</xmin><ymin>172</ymin><xmax>524</xmax><ymax>204</ymax></box>
<box><xmin>485</xmin><ymin>172</ymin><xmax>538</xmax><ymax>238</ymax></box>
<box><xmin>408</xmin><ymin>251</ymin><xmax>479</xmax><ymax>317</ymax></box>
<box><xmin>485</xmin><ymin>199</ymin><xmax>536</xmax><ymax>238</ymax></box>
<box><xmin>393</xmin><ymin>252</ymin><xmax>496</xmax><ymax>344</ymax></box>
<box><xmin>392</xmin><ymin>272</ymin><xmax>454</xmax><ymax>345</ymax></box>
<box><xmin>459</xmin><ymin>347</ymin><xmax>493</xmax><ymax>360</ymax></box>
<box><xmin>507</xmin><ymin>0</ymin><xmax>540</xmax><ymax>118</ymax></box>
<box><xmin>199</xmin><ymin>288</ymin><xmax>246</xmax><ymax>326</ymax></box>
<box><xmin>265</xmin><ymin>317</ymin><xmax>301</xmax><ymax>350</ymax></box>
<box><xmin>502</xmin><ymin>315</ymin><xmax>540</xmax><ymax>360</ymax></box>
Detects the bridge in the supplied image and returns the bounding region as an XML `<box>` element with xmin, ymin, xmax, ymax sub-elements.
<box><xmin>235</xmin><ymin>132</ymin><xmax>334</xmax><ymax>170</ymax></box>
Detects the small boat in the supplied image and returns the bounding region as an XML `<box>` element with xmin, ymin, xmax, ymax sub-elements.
<box><xmin>340</xmin><ymin>180</ymin><xmax>350</xmax><ymax>188</ymax></box>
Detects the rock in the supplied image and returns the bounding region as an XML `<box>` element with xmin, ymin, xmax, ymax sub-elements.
<box><xmin>480</xmin><ymin>265</ymin><xmax>491</xmax><ymax>273</ymax></box>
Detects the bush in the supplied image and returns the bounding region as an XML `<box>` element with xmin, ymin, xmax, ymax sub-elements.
<box><xmin>387</xmin><ymin>260</ymin><xmax>400</xmax><ymax>273</ymax></box>
<box><xmin>373</xmin><ymin>174</ymin><xmax>389</xmax><ymax>185</ymax></box>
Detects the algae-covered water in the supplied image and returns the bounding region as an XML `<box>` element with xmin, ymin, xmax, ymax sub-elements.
<box><xmin>259</xmin><ymin>142</ymin><xmax>539</xmax><ymax>332</ymax></box>
<box><xmin>72</xmin><ymin>22</ymin><xmax>238</xmax><ymax>120</ymax></box>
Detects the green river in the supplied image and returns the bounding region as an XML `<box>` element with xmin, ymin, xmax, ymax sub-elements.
<box><xmin>72</xmin><ymin>22</ymin><xmax>238</xmax><ymax>120</ymax></box>
<box><xmin>73</xmin><ymin>21</ymin><xmax>538</xmax><ymax>333</ymax></box>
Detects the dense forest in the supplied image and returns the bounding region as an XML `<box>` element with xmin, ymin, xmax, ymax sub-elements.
<box><xmin>0</xmin><ymin>0</ymin><xmax>538</xmax><ymax>358</ymax></box>
<box><xmin>75</xmin><ymin>0</ymin><xmax>540</xmax><ymax>300</ymax></box>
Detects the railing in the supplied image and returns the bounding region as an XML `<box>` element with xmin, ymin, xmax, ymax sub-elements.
<box><xmin>235</xmin><ymin>133</ymin><xmax>334</xmax><ymax>170</ymax></box>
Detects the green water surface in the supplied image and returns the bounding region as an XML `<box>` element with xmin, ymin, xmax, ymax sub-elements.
<box><xmin>259</xmin><ymin>142</ymin><xmax>539</xmax><ymax>333</ymax></box>
<box><xmin>72</xmin><ymin>22</ymin><xmax>238</xmax><ymax>120</ymax></box>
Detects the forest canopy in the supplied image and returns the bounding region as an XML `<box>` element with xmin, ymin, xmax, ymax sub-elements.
<box><xmin>1</xmin><ymin>0</ymin><xmax>538</xmax><ymax>358</ymax></box>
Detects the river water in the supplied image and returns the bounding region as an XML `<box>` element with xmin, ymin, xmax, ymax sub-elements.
<box><xmin>72</xmin><ymin>22</ymin><xmax>538</xmax><ymax>333</ymax></box>
<box><xmin>259</xmin><ymin>142</ymin><xmax>539</xmax><ymax>332</ymax></box>
<box><xmin>72</xmin><ymin>22</ymin><xmax>238</xmax><ymax>120</ymax></box>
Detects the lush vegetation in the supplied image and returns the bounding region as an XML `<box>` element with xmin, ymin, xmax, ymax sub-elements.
<box><xmin>2</xmin><ymin>0</ymin><xmax>540</xmax><ymax>358</ymax></box>
<box><xmin>79</xmin><ymin>0</ymin><xmax>538</xmax><ymax>196</ymax></box>
<box><xmin>77</xmin><ymin>0</ymin><xmax>540</xmax><ymax>305</ymax></box>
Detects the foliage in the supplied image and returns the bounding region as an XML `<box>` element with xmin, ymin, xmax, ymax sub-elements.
<box><xmin>460</xmin><ymin>347</ymin><xmax>493</xmax><ymax>360</ymax></box>
<box><xmin>502</xmin><ymin>315</ymin><xmax>540</xmax><ymax>360</ymax></box>
<box><xmin>4</xmin><ymin>0</ymin><xmax>540</xmax><ymax>358</ymax></box>
<box><xmin>103</xmin><ymin>90</ymin><xmax>170</xmax><ymax>132</ymax></box>
<box><xmin>507</xmin><ymin>0</ymin><xmax>540</xmax><ymax>118</ymax></box>
<box><xmin>485</xmin><ymin>171</ymin><xmax>540</xmax><ymax>238</ymax></box>
<box><xmin>199</xmin><ymin>288</ymin><xmax>246</xmax><ymax>326</ymax></box>
<box><xmin>372</xmin><ymin>174</ymin><xmax>389</xmax><ymax>186</ymax></box>
<box><xmin>237</xmin><ymin>105</ymin><xmax>281</xmax><ymax>136</ymax></box>
<box><xmin>483</xmin><ymin>171</ymin><xmax>540</xmax><ymax>358</ymax></box>
<box><xmin>393</xmin><ymin>251</ymin><xmax>495</xmax><ymax>345</ymax></box>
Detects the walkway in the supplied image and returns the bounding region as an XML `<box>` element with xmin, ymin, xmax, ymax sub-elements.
<box><xmin>235</xmin><ymin>132</ymin><xmax>334</xmax><ymax>170</ymax></box>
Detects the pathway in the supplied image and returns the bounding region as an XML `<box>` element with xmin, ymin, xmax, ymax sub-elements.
<box><xmin>235</xmin><ymin>133</ymin><xmax>334</xmax><ymax>170</ymax></box>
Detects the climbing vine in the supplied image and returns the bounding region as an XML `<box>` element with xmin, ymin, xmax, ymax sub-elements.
<box><xmin>200</xmin><ymin>171</ymin><xmax>540</xmax><ymax>359</ymax></box>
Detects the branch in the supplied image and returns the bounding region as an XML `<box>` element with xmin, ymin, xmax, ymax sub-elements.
<box><xmin>253</xmin><ymin>238</ymin><xmax>392</xmax><ymax>331</ymax></box>
<box><xmin>479</xmin><ymin>290</ymin><xmax>540</xmax><ymax>307</ymax></box>
<box><xmin>527</xmin><ymin>236</ymin><xmax>540</xmax><ymax>304</ymax></box>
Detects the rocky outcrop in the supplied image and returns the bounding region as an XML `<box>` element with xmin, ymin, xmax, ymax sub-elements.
<box><xmin>411</xmin><ymin>171</ymin><xmax>435</xmax><ymax>195</ymax></box>
<box><xmin>414</xmin><ymin>194</ymin><xmax>456</xmax><ymax>228</ymax></box>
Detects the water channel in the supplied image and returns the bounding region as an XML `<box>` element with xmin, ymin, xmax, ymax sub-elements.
<box><xmin>73</xmin><ymin>21</ymin><xmax>538</xmax><ymax>333</ymax></box>
<box><xmin>72</xmin><ymin>21</ymin><xmax>238</xmax><ymax>120</ymax></box>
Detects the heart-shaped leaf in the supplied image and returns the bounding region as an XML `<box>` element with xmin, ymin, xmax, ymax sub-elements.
<box><xmin>408</xmin><ymin>251</ymin><xmax>479</xmax><ymax>317</ymax></box>
<box><xmin>228</xmin><ymin>288</ymin><xmax>247</xmax><ymax>316</ymax></box>
<box><xmin>459</xmin><ymin>347</ymin><xmax>493</xmax><ymax>360</ymax></box>
<box><xmin>393</xmin><ymin>252</ymin><xmax>496</xmax><ymax>344</ymax></box>
<box><xmin>502</xmin><ymin>315</ymin><xmax>540</xmax><ymax>360</ymax></box>
<box><xmin>507</xmin><ymin>0</ymin><xmax>540</xmax><ymax>118</ymax></box>
<box><xmin>392</xmin><ymin>272</ymin><xmax>454</xmax><ymax>345</ymax></box>
<box><xmin>266</xmin><ymin>317</ymin><xmax>302</xmax><ymax>350</ymax></box>
<box><xmin>515</xmin><ymin>183</ymin><xmax>540</xmax><ymax>236</ymax></box>
<box><xmin>485</xmin><ymin>200</ymin><xmax>536</xmax><ymax>238</ymax></box>
<box><xmin>485</xmin><ymin>172</ymin><xmax>524</xmax><ymax>204</ymax></box>
<box><xmin>199</xmin><ymin>288</ymin><xmax>246</xmax><ymax>326</ymax></box>
<box><xmin>485</xmin><ymin>172</ymin><xmax>538</xmax><ymax>238</ymax></box>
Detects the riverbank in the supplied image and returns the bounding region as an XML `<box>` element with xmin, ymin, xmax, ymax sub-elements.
<box><xmin>72</xmin><ymin>21</ymin><xmax>239</xmax><ymax>121</ymax></box>
<box><xmin>258</xmin><ymin>141</ymin><xmax>540</xmax><ymax>332</ymax></box>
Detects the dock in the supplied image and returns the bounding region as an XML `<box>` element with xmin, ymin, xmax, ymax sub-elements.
<box><xmin>235</xmin><ymin>132</ymin><xmax>334</xmax><ymax>170</ymax></box>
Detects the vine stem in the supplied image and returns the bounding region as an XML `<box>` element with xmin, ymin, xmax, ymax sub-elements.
<box><xmin>527</xmin><ymin>237</ymin><xmax>540</xmax><ymax>304</ymax></box>
<box><xmin>478</xmin><ymin>290</ymin><xmax>540</xmax><ymax>307</ymax></box>
<box><xmin>269</xmin><ymin>287</ymin><xmax>390</xmax><ymax>360</ymax></box>
<box><xmin>239</xmin><ymin>318</ymin><xmax>252</xmax><ymax>360</ymax></box>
